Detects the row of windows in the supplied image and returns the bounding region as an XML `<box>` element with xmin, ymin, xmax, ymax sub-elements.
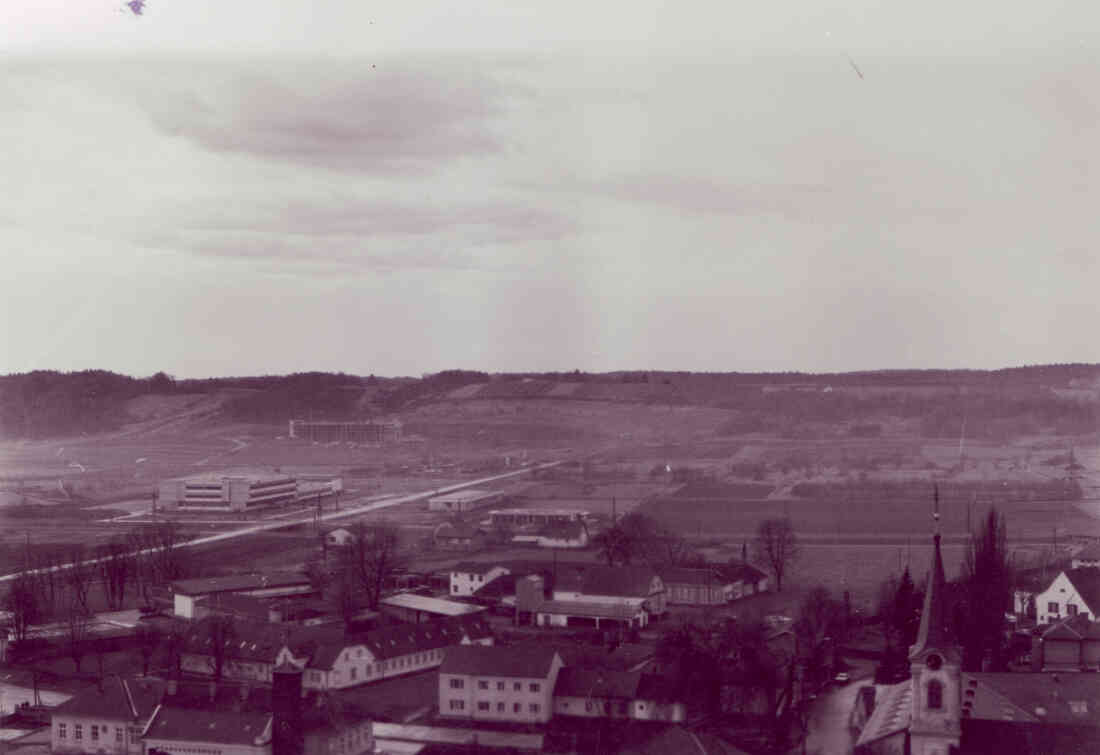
<box><xmin>448</xmin><ymin>699</ymin><xmax>540</xmax><ymax>714</ymax></box>
<box><xmin>450</xmin><ymin>678</ymin><xmax>540</xmax><ymax>693</ymax></box>
<box><xmin>1047</xmin><ymin>602</ymin><xmax>1089</xmax><ymax>619</ymax></box>
<box><xmin>57</xmin><ymin>723</ymin><xmax>124</xmax><ymax>743</ymax></box>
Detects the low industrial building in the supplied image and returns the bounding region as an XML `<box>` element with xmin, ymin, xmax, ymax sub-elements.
<box><xmin>438</xmin><ymin>645</ymin><xmax>564</xmax><ymax>725</ymax></box>
<box><xmin>516</xmin><ymin>568</ymin><xmax>664</xmax><ymax>630</ymax></box>
<box><xmin>170</xmin><ymin>573</ymin><xmax>315</xmax><ymax>620</ymax></box>
<box><xmin>489</xmin><ymin>508</ymin><xmax>589</xmax><ymax>529</ymax></box>
<box><xmin>288</xmin><ymin>418</ymin><xmax>402</xmax><ymax>443</ymax></box>
<box><xmin>379</xmin><ymin>593</ymin><xmax>487</xmax><ymax>624</ymax></box>
<box><xmin>158</xmin><ymin>469</ymin><xmax>298</xmax><ymax>512</ymax></box>
<box><xmin>428</xmin><ymin>489</ymin><xmax>500</xmax><ymax>513</ymax></box>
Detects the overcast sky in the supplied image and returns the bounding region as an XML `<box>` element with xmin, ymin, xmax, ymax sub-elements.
<box><xmin>2</xmin><ymin>1</ymin><xmax>1098</xmax><ymax>378</ymax></box>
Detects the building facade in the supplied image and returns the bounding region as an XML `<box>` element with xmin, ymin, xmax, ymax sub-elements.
<box><xmin>159</xmin><ymin>471</ymin><xmax>297</xmax><ymax>512</ymax></box>
<box><xmin>438</xmin><ymin>646</ymin><xmax>563</xmax><ymax>725</ymax></box>
<box><xmin>1035</xmin><ymin>568</ymin><xmax>1100</xmax><ymax>624</ymax></box>
<box><xmin>51</xmin><ymin>677</ymin><xmax>166</xmax><ymax>755</ymax></box>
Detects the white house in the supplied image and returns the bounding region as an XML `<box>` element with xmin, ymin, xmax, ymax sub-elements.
<box><xmin>323</xmin><ymin>528</ymin><xmax>355</xmax><ymax>547</ymax></box>
<box><xmin>51</xmin><ymin>677</ymin><xmax>166</xmax><ymax>755</ymax></box>
<box><xmin>1035</xmin><ymin>568</ymin><xmax>1100</xmax><ymax>624</ymax></box>
<box><xmin>450</xmin><ymin>563</ymin><xmax>511</xmax><ymax>597</ymax></box>
<box><xmin>439</xmin><ymin>645</ymin><xmax>563</xmax><ymax>725</ymax></box>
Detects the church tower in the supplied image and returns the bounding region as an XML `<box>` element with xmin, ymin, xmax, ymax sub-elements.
<box><xmin>908</xmin><ymin>486</ymin><xmax>961</xmax><ymax>755</ymax></box>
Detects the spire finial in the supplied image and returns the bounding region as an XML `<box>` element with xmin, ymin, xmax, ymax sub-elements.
<box><xmin>933</xmin><ymin>484</ymin><xmax>941</xmax><ymax>539</ymax></box>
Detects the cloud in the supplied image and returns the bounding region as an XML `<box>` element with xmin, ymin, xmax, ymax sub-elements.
<box><xmin>127</xmin><ymin>58</ymin><xmax>507</xmax><ymax>175</ymax></box>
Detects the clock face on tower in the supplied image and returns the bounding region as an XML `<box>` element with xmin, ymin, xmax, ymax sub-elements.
<box><xmin>926</xmin><ymin>654</ymin><xmax>943</xmax><ymax>670</ymax></box>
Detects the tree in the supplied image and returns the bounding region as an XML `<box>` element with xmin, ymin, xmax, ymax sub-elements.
<box><xmin>99</xmin><ymin>538</ymin><xmax>132</xmax><ymax>611</ymax></box>
<box><xmin>135</xmin><ymin>622</ymin><xmax>161</xmax><ymax>676</ymax></box>
<box><xmin>594</xmin><ymin>524</ymin><xmax>635</xmax><ymax>567</ymax></box>
<box><xmin>3</xmin><ymin>572</ymin><xmax>41</xmax><ymax>642</ymax></box>
<box><xmin>957</xmin><ymin>508</ymin><xmax>1012</xmax><ymax>671</ymax></box>
<box><xmin>65</xmin><ymin>597</ymin><xmax>91</xmax><ymax>673</ymax></box>
<box><xmin>796</xmin><ymin>586</ymin><xmax>844</xmax><ymax>688</ymax></box>
<box><xmin>67</xmin><ymin>545</ymin><xmax>93</xmax><ymax>616</ymax></box>
<box><xmin>890</xmin><ymin>567</ymin><xmax>922</xmax><ymax>649</ymax></box>
<box><xmin>754</xmin><ymin>518</ymin><xmax>799</xmax><ymax>592</ymax></box>
<box><xmin>205</xmin><ymin>615</ymin><xmax>238</xmax><ymax>683</ymax></box>
<box><xmin>346</xmin><ymin>521</ymin><xmax>403</xmax><ymax>610</ymax></box>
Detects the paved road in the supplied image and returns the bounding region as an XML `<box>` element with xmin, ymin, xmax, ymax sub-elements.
<box><xmin>795</xmin><ymin>659</ymin><xmax>875</xmax><ymax>755</ymax></box>
<box><xmin>0</xmin><ymin>462</ymin><xmax>561</xmax><ymax>583</ymax></box>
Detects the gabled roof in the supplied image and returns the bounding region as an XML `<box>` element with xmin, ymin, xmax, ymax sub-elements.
<box><xmin>171</xmin><ymin>572</ymin><xmax>311</xmax><ymax>596</ymax></box>
<box><xmin>854</xmin><ymin>680</ymin><xmax>912</xmax><ymax>748</ymax></box>
<box><xmin>536</xmin><ymin>599</ymin><xmax>645</xmax><ymax>620</ymax></box>
<box><xmin>440</xmin><ymin>645</ymin><xmax>559</xmax><ymax>679</ymax></box>
<box><xmin>1073</xmin><ymin>544</ymin><xmax>1100</xmax><ymax>562</ymax></box>
<box><xmin>1062</xmin><ymin>568</ymin><xmax>1100</xmax><ymax>615</ymax></box>
<box><xmin>450</xmin><ymin>562</ymin><xmax>509</xmax><ymax>576</ymax></box>
<box><xmin>53</xmin><ymin>676</ymin><xmax>166</xmax><ymax>721</ymax></box>
<box><xmin>1041</xmin><ymin>615</ymin><xmax>1100</xmax><ymax>641</ymax></box>
<box><xmin>179</xmin><ymin>618</ymin><xmax>344</xmax><ymax>664</ymax></box>
<box><xmin>308</xmin><ymin>615</ymin><xmax>480</xmax><ymax>669</ymax></box>
<box><xmin>144</xmin><ymin>706</ymin><xmax>271</xmax><ymax>746</ymax></box>
<box><xmin>717</xmin><ymin>561</ymin><xmax>768</xmax><ymax>583</ymax></box>
<box><xmin>659</xmin><ymin>567</ymin><xmax>725</xmax><ymax>587</ymax></box>
<box><xmin>553</xmin><ymin>668</ymin><xmax>641</xmax><ymax>699</ymax></box>
<box><xmin>555</xmin><ymin>566</ymin><xmax>660</xmax><ymax>598</ymax></box>
<box><xmin>964</xmin><ymin>672</ymin><xmax>1100</xmax><ymax>727</ymax></box>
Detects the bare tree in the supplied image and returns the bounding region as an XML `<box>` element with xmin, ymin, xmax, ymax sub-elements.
<box><xmin>65</xmin><ymin>597</ymin><xmax>91</xmax><ymax>673</ymax></box>
<box><xmin>347</xmin><ymin>521</ymin><xmax>404</xmax><ymax>610</ymax></box>
<box><xmin>205</xmin><ymin>615</ymin><xmax>237</xmax><ymax>683</ymax></box>
<box><xmin>3</xmin><ymin>572</ymin><xmax>41</xmax><ymax>642</ymax></box>
<box><xmin>754</xmin><ymin>517</ymin><xmax>799</xmax><ymax>592</ymax></box>
<box><xmin>67</xmin><ymin>545</ymin><xmax>93</xmax><ymax>615</ymax></box>
<box><xmin>796</xmin><ymin>586</ymin><xmax>844</xmax><ymax>687</ymax></box>
<box><xmin>99</xmin><ymin>538</ymin><xmax>132</xmax><ymax>611</ymax></box>
<box><xmin>135</xmin><ymin>622</ymin><xmax>161</xmax><ymax>675</ymax></box>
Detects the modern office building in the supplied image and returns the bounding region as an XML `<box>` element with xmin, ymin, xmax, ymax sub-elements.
<box><xmin>158</xmin><ymin>470</ymin><xmax>298</xmax><ymax>512</ymax></box>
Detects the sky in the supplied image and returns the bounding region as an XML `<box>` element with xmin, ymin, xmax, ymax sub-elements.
<box><xmin>2</xmin><ymin>1</ymin><xmax>1099</xmax><ymax>378</ymax></box>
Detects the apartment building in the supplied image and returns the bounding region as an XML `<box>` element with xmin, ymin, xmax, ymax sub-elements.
<box><xmin>51</xmin><ymin>676</ymin><xmax>166</xmax><ymax>755</ymax></box>
<box><xmin>439</xmin><ymin>645</ymin><xmax>563</xmax><ymax>724</ymax></box>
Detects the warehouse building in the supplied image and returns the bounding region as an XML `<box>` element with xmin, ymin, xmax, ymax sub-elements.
<box><xmin>489</xmin><ymin>508</ymin><xmax>589</xmax><ymax>529</ymax></box>
<box><xmin>428</xmin><ymin>489</ymin><xmax>500</xmax><ymax>513</ymax></box>
<box><xmin>288</xmin><ymin>419</ymin><xmax>402</xmax><ymax>443</ymax></box>
<box><xmin>158</xmin><ymin>470</ymin><xmax>298</xmax><ymax>512</ymax></box>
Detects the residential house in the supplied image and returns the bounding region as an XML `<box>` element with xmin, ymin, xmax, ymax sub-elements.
<box><xmin>142</xmin><ymin>706</ymin><xmax>272</xmax><ymax>755</ymax></box>
<box><xmin>1032</xmin><ymin>615</ymin><xmax>1100</xmax><ymax>670</ymax></box>
<box><xmin>51</xmin><ymin>676</ymin><xmax>166</xmax><ymax>755</ymax></box>
<box><xmin>718</xmin><ymin>561</ymin><xmax>769</xmax><ymax>600</ymax></box>
<box><xmin>450</xmin><ymin>563</ymin><xmax>511</xmax><ymax>597</ymax></box>
<box><xmin>432</xmin><ymin>521</ymin><xmax>487</xmax><ymax>552</ymax></box>
<box><xmin>438</xmin><ymin>645</ymin><xmax>564</xmax><ymax>724</ymax></box>
<box><xmin>552</xmin><ymin>669</ymin><xmax>686</xmax><ymax>723</ymax></box>
<box><xmin>1072</xmin><ymin>544</ymin><xmax>1100</xmax><ymax>570</ymax></box>
<box><xmin>1035</xmin><ymin>568</ymin><xmax>1100</xmax><ymax>624</ymax></box>
<box><xmin>177</xmin><ymin>619</ymin><xmax>341</xmax><ymax>684</ymax></box>
<box><xmin>303</xmin><ymin>615</ymin><xmax>493</xmax><ymax>691</ymax></box>
<box><xmin>552</xmin><ymin>565</ymin><xmax>667</xmax><ymax>617</ymax></box>
<box><xmin>659</xmin><ymin>567</ymin><xmax>731</xmax><ymax>606</ymax></box>
<box><xmin>323</xmin><ymin>528</ymin><xmax>356</xmax><ymax>548</ymax></box>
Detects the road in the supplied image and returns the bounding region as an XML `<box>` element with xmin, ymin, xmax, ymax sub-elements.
<box><xmin>0</xmin><ymin>461</ymin><xmax>561</xmax><ymax>583</ymax></box>
<box><xmin>795</xmin><ymin>659</ymin><xmax>875</xmax><ymax>755</ymax></box>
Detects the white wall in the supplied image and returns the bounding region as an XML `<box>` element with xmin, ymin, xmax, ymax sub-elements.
<box><xmin>1036</xmin><ymin>572</ymin><xmax>1098</xmax><ymax>624</ymax></box>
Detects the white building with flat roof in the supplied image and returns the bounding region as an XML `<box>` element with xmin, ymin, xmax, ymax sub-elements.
<box><xmin>158</xmin><ymin>469</ymin><xmax>297</xmax><ymax>512</ymax></box>
<box><xmin>428</xmin><ymin>489</ymin><xmax>499</xmax><ymax>513</ymax></box>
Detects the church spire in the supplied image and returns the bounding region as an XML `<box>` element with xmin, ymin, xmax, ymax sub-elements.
<box><xmin>909</xmin><ymin>484</ymin><xmax>952</xmax><ymax>659</ymax></box>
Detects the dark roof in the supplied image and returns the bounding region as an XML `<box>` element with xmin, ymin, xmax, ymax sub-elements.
<box><xmin>309</xmin><ymin>615</ymin><xmax>488</xmax><ymax>669</ymax></box>
<box><xmin>960</xmin><ymin>718</ymin><xmax>1100</xmax><ymax>755</ymax></box>
<box><xmin>1042</xmin><ymin>615</ymin><xmax>1100</xmax><ymax>641</ymax></box>
<box><xmin>538</xmin><ymin>520</ymin><xmax>587</xmax><ymax>540</ymax></box>
<box><xmin>965</xmin><ymin>672</ymin><xmax>1100</xmax><ymax>728</ymax></box>
<box><xmin>553</xmin><ymin>668</ymin><xmax>641</xmax><ymax>699</ymax></box>
<box><xmin>172</xmin><ymin>572</ymin><xmax>311</xmax><ymax>596</ymax></box>
<box><xmin>1074</xmin><ymin>544</ymin><xmax>1100</xmax><ymax>562</ymax></box>
<box><xmin>52</xmin><ymin>676</ymin><xmax>166</xmax><ymax>721</ymax></box>
<box><xmin>909</xmin><ymin>533</ymin><xmax>956</xmax><ymax>660</ymax></box>
<box><xmin>201</xmin><ymin>592</ymin><xmax>272</xmax><ymax>622</ymax></box>
<box><xmin>440</xmin><ymin>645</ymin><xmax>559</xmax><ymax>679</ymax></box>
<box><xmin>536</xmin><ymin>599</ymin><xmax>644</xmax><ymax>620</ymax></box>
<box><xmin>180</xmin><ymin>618</ymin><xmax>344</xmax><ymax>664</ymax></box>
<box><xmin>472</xmin><ymin>573</ymin><xmax>520</xmax><ymax>600</ymax></box>
<box><xmin>717</xmin><ymin>561</ymin><xmax>768</xmax><ymax>583</ymax></box>
<box><xmin>1063</xmin><ymin>568</ymin><xmax>1100</xmax><ymax>615</ymax></box>
<box><xmin>658</xmin><ymin>567</ymin><xmax>725</xmax><ymax>587</ymax></box>
<box><xmin>556</xmin><ymin>566</ymin><xmax>660</xmax><ymax>598</ymax></box>
<box><xmin>144</xmin><ymin>706</ymin><xmax>271</xmax><ymax>746</ymax></box>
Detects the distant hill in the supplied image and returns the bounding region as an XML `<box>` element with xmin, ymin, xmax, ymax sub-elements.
<box><xmin>1</xmin><ymin>365</ymin><xmax>1098</xmax><ymax>440</ymax></box>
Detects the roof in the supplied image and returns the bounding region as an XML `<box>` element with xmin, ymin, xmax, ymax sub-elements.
<box><xmin>555</xmin><ymin>565</ymin><xmax>660</xmax><ymax>599</ymax></box>
<box><xmin>434</xmin><ymin>522</ymin><xmax>483</xmax><ymax>540</ymax></box>
<box><xmin>171</xmin><ymin>469</ymin><xmax>291</xmax><ymax>485</ymax></box>
<box><xmin>1062</xmin><ymin>568</ymin><xmax>1100</xmax><ymax>615</ymax></box>
<box><xmin>659</xmin><ymin>567</ymin><xmax>726</xmax><ymax>587</ymax></box>
<box><xmin>717</xmin><ymin>561</ymin><xmax>768</xmax><ymax>583</ymax></box>
<box><xmin>535</xmin><ymin>599</ymin><xmax>645</xmax><ymax>620</ymax></box>
<box><xmin>854</xmin><ymin>681</ymin><xmax>912</xmax><ymax>748</ymax></box>
<box><xmin>380</xmin><ymin>593</ymin><xmax>486</xmax><ymax>617</ymax></box>
<box><xmin>1074</xmin><ymin>544</ymin><xmax>1100</xmax><ymax>562</ymax></box>
<box><xmin>52</xmin><ymin>676</ymin><xmax>166</xmax><ymax>721</ymax></box>
<box><xmin>964</xmin><ymin>672</ymin><xmax>1100</xmax><ymax>727</ymax></box>
<box><xmin>537</xmin><ymin>520</ymin><xmax>587</xmax><ymax>540</ymax></box>
<box><xmin>909</xmin><ymin>532</ymin><xmax>956</xmax><ymax>660</ymax></box>
<box><xmin>440</xmin><ymin>645</ymin><xmax>559</xmax><ymax>679</ymax></box>
<box><xmin>1041</xmin><ymin>615</ymin><xmax>1100</xmax><ymax>641</ymax></box>
<box><xmin>171</xmin><ymin>572</ymin><xmax>311</xmax><ymax>596</ymax></box>
<box><xmin>308</xmin><ymin>614</ymin><xmax>490</xmax><ymax>669</ymax></box>
<box><xmin>451</xmin><ymin>562</ymin><xmax>509</xmax><ymax>577</ymax></box>
<box><xmin>144</xmin><ymin>706</ymin><xmax>271</xmax><ymax>746</ymax></box>
<box><xmin>201</xmin><ymin>591</ymin><xmax>272</xmax><ymax>622</ymax></box>
<box><xmin>553</xmin><ymin>668</ymin><xmax>642</xmax><ymax>699</ymax></box>
<box><xmin>179</xmin><ymin>618</ymin><xmax>344</xmax><ymax>664</ymax></box>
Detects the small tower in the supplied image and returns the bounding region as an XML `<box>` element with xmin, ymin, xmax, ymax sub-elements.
<box><xmin>908</xmin><ymin>485</ymin><xmax>961</xmax><ymax>755</ymax></box>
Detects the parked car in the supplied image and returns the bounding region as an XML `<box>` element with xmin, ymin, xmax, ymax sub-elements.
<box><xmin>834</xmin><ymin>672</ymin><xmax>851</xmax><ymax>685</ymax></box>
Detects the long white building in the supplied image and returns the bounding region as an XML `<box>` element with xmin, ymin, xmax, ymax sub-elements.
<box><xmin>158</xmin><ymin>470</ymin><xmax>298</xmax><ymax>512</ymax></box>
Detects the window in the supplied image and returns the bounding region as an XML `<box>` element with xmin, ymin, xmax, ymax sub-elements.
<box><xmin>585</xmin><ymin>701</ymin><xmax>594</xmax><ymax>712</ymax></box>
<box><xmin>91</xmin><ymin>725</ymin><xmax>99</xmax><ymax>742</ymax></box>
<box><xmin>450</xmin><ymin>678</ymin><xmax>465</xmax><ymax>689</ymax></box>
<box><xmin>497</xmin><ymin>702</ymin><xmax>505</xmax><ymax>712</ymax></box>
<box><xmin>350</xmin><ymin>667</ymin><xmax>357</xmax><ymax>680</ymax></box>
<box><xmin>928</xmin><ymin>680</ymin><xmax>944</xmax><ymax>710</ymax></box>
<box><xmin>514</xmin><ymin>682</ymin><xmax>522</xmax><ymax>692</ymax></box>
<box><xmin>58</xmin><ymin>724</ymin><xmax>67</xmax><ymax>739</ymax></box>
<box><xmin>116</xmin><ymin>727</ymin><xmax>123</xmax><ymax>743</ymax></box>
<box><xmin>529</xmin><ymin>682</ymin><xmax>540</xmax><ymax>692</ymax></box>
<box><xmin>449</xmin><ymin>699</ymin><xmax>465</xmax><ymax>711</ymax></box>
<box><xmin>497</xmin><ymin>681</ymin><xmax>505</xmax><ymax>691</ymax></box>
<box><xmin>529</xmin><ymin>703</ymin><xmax>540</xmax><ymax>713</ymax></box>
<box><xmin>1049</xmin><ymin>602</ymin><xmax>1059</xmax><ymax>613</ymax></box>
<box><xmin>513</xmin><ymin>703</ymin><xmax>521</xmax><ymax>713</ymax></box>
<box><xmin>1068</xmin><ymin>604</ymin><xmax>1079</xmax><ymax>616</ymax></box>
<box><xmin>478</xmin><ymin>702</ymin><xmax>490</xmax><ymax>711</ymax></box>
<box><xmin>75</xmin><ymin>725</ymin><xmax>82</xmax><ymax>741</ymax></box>
<box><xmin>479</xmin><ymin>680</ymin><xmax>489</xmax><ymax>690</ymax></box>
